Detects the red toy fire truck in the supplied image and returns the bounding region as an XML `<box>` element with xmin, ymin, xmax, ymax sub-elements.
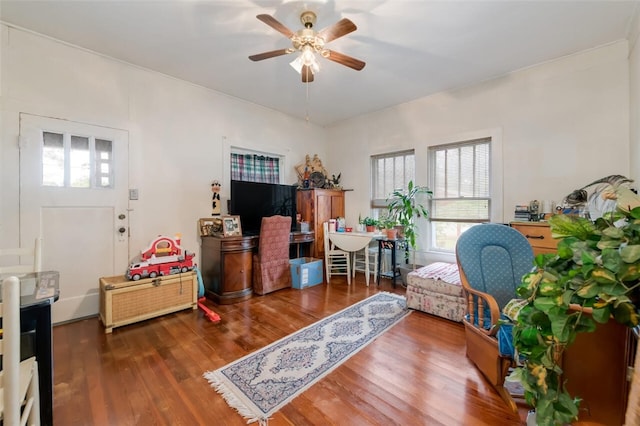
<box><xmin>126</xmin><ymin>234</ymin><xmax>195</xmax><ymax>281</ymax></box>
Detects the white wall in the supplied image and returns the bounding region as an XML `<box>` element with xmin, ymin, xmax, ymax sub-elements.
<box><xmin>0</xmin><ymin>25</ymin><xmax>327</xmax><ymax>264</ymax></box>
<box><xmin>630</xmin><ymin>8</ymin><xmax>640</xmax><ymax>182</ymax></box>
<box><xmin>1</xmin><ymin>23</ymin><xmax>636</xmax><ymax>271</ymax></box>
<box><xmin>327</xmin><ymin>41</ymin><xmax>631</xmax><ymax>263</ymax></box>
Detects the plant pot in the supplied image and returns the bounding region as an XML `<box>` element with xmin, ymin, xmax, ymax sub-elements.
<box><xmin>385</xmin><ymin>228</ymin><xmax>398</xmax><ymax>240</ymax></box>
<box><xmin>366</xmin><ymin>225</ymin><xmax>375</xmax><ymax>232</ymax></box>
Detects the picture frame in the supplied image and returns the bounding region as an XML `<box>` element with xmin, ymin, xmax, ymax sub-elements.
<box><xmin>199</xmin><ymin>217</ymin><xmax>223</xmax><ymax>236</ymax></box>
<box><xmin>222</xmin><ymin>215</ymin><xmax>242</xmax><ymax>237</ymax></box>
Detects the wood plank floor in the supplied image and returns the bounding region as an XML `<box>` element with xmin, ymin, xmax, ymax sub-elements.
<box><xmin>52</xmin><ymin>275</ymin><xmax>528</xmax><ymax>425</ymax></box>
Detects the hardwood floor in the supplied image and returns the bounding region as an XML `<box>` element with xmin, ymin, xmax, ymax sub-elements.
<box><xmin>52</xmin><ymin>275</ymin><xmax>527</xmax><ymax>425</ymax></box>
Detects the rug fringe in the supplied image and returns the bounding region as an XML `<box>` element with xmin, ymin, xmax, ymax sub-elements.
<box><xmin>203</xmin><ymin>370</ymin><xmax>268</xmax><ymax>425</ymax></box>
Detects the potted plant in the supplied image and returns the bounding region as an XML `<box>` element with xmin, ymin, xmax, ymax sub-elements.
<box><xmin>377</xmin><ymin>214</ymin><xmax>398</xmax><ymax>239</ymax></box>
<box><xmin>508</xmin><ymin>179</ymin><xmax>640</xmax><ymax>426</ymax></box>
<box><xmin>362</xmin><ymin>216</ymin><xmax>378</xmax><ymax>232</ymax></box>
<box><xmin>386</xmin><ymin>181</ymin><xmax>432</xmax><ymax>281</ymax></box>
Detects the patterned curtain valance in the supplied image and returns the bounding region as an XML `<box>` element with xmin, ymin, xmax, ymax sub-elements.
<box><xmin>231</xmin><ymin>153</ymin><xmax>280</xmax><ymax>183</ymax></box>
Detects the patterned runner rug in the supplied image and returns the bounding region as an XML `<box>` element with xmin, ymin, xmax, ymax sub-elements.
<box><xmin>203</xmin><ymin>292</ymin><xmax>410</xmax><ymax>424</ymax></box>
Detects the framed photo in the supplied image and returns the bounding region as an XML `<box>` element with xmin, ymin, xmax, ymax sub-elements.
<box><xmin>199</xmin><ymin>217</ymin><xmax>223</xmax><ymax>236</ymax></box>
<box><xmin>222</xmin><ymin>215</ymin><xmax>242</xmax><ymax>237</ymax></box>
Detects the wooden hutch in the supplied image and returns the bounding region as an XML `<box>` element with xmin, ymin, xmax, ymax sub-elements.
<box><xmin>296</xmin><ymin>188</ymin><xmax>346</xmax><ymax>259</ymax></box>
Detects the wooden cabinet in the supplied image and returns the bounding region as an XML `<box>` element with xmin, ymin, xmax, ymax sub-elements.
<box><xmin>510</xmin><ymin>222</ymin><xmax>558</xmax><ymax>255</ymax></box>
<box><xmin>297</xmin><ymin>189</ymin><xmax>345</xmax><ymax>259</ymax></box>
<box><xmin>563</xmin><ymin>318</ymin><xmax>634</xmax><ymax>425</ymax></box>
<box><xmin>200</xmin><ymin>235</ymin><xmax>257</xmax><ymax>304</ymax></box>
<box><xmin>199</xmin><ymin>232</ymin><xmax>315</xmax><ymax>304</ymax></box>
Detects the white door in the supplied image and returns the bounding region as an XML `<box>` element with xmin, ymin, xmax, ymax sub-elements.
<box><xmin>19</xmin><ymin>113</ymin><xmax>129</xmax><ymax>323</ymax></box>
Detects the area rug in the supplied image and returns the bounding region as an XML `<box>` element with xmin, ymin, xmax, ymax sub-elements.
<box><xmin>203</xmin><ymin>292</ymin><xmax>410</xmax><ymax>425</ymax></box>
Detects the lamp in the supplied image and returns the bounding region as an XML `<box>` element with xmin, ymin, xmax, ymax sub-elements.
<box><xmin>289</xmin><ymin>45</ymin><xmax>320</xmax><ymax>75</ymax></box>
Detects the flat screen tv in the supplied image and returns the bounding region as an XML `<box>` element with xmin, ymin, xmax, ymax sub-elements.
<box><xmin>229</xmin><ymin>180</ymin><xmax>297</xmax><ymax>235</ymax></box>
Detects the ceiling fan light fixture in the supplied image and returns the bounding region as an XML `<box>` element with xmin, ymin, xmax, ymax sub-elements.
<box><xmin>290</xmin><ymin>45</ymin><xmax>320</xmax><ymax>75</ymax></box>
<box><xmin>250</xmin><ymin>11</ymin><xmax>365</xmax><ymax>82</ymax></box>
<box><xmin>301</xmin><ymin>45</ymin><xmax>315</xmax><ymax>64</ymax></box>
<box><xmin>289</xmin><ymin>55</ymin><xmax>303</xmax><ymax>73</ymax></box>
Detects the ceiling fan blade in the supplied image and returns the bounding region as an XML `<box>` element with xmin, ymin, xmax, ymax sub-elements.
<box><xmin>324</xmin><ymin>50</ymin><xmax>366</xmax><ymax>71</ymax></box>
<box><xmin>256</xmin><ymin>14</ymin><xmax>295</xmax><ymax>39</ymax></box>
<box><xmin>317</xmin><ymin>18</ymin><xmax>357</xmax><ymax>43</ymax></box>
<box><xmin>301</xmin><ymin>65</ymin><xmax>314</xmax><ymax>83</ymax></box>
<box><xmin>249</xmin><ymin>49</ymin><xmax>292</xmax><ymax>61</ymax></box>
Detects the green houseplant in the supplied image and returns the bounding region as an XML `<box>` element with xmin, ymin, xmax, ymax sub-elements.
<box><xmin>378</xmin><ymin>213</ymin><xmax>399</xmax><ymax>239</ymax></box>
<box><xmin>386</xmin><ymin>180</ymin><xmax>433</xmax><ymax>267</ymax></box>
<box><xmin>362</xmin><ymin>216</ymin><xmax>378</xmax><ymax>232</ymax></box>
<box><xmin>508</xmin><ymin>181</ymin><xmax>640</xmax><ymax>426</ymax></box>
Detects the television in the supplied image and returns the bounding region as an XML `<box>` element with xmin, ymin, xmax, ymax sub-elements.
<box><xmin>229</xmin><ymin>180</ymin><xmax>298</xmax><ymax>235</ymax></box>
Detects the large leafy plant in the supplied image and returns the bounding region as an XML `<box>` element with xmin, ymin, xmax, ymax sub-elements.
<box><xmin>509</xmin><ymin>205</ymin><xmax>640</xmax><ymax>425</ymax></box>
<box><xmin>386</xmin><ymin>180</ymin><xmax>432</xmax><ymax>259</ymax></box>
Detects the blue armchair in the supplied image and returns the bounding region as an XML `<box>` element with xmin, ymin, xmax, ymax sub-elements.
<box><xmin>455</xmin><ymin>223</ymin><xmax>533</xmax><ymax>412</ymax></box>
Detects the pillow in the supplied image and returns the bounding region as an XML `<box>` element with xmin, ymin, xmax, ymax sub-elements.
<box><xmin>502</xmin><ymin>298</ymin><xmax>528</xmax><ymax>322</ymax></box>
<box><xmin>497</xmin><ymin>299</ymin><xmax>529</xmax><ymax>358</ymax></box>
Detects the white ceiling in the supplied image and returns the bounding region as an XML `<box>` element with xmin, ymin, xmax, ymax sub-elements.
<box><xmin>1</xmin><ymin>1</ymin><xmax>638</xmax><ymax>126</ymax></box>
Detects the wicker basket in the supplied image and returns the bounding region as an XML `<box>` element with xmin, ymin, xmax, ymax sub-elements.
<box><xmin>99</xmin><ymin>271</ymin><xmax>197</xmax><ymax>333</ymax></box>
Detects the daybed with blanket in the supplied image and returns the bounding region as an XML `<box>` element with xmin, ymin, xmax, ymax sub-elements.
<box><xmin>406</xmin><ymin>262</ymin><xmax>466</xmax><ymax>322</ymax></box>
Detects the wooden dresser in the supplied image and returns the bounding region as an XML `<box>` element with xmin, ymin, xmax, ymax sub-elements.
<box><xmin>510</xmin><ymin>221</ymin><xmax>557</xmax><ymax>255</ymax></box>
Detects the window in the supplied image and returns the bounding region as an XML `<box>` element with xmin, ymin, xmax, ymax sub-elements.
<box><xmin>42</xmin><ymin>131</ymin><xmax>113</xmax><ymax>188</ymax></box>
<box><xmin>370</xmin><ymin>150</ymin><xmax>415</xmax><ymax>218</ymax></box>
<box><xmin>428</xmin><ymin>138</ymin><xmax>491</xmax><ymax>252</ymax></box>
<box><xmin>230</xmin><ymin>150</ymin><xmax>281</xmax><ymax>183</ymax></box>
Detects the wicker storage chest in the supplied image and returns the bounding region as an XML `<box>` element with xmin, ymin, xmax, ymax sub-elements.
<box><xmin>99</xmin><ymin>271</ymin><xmax>198</xmax><ymax>333</ymax></box>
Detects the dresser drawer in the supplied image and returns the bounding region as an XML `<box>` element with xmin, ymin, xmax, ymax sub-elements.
<box><xmin>511</xmin><ymin>222</ymin><xmax>557</xmax><ymax>254</ymax></box>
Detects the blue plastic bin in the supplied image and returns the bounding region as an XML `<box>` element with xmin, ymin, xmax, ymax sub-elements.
<box><xmin>290</xmin><ymin>257</ymin><xmax>323</xmax><ymax>289</ymax></box>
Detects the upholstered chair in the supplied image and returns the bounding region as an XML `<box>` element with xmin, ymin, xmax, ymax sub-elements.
<box><xmin>455</xmin><ymin>223</ymin><xmax>533</xmax><ymax>412</ymax></box>
<box><xmin>253</xmin><ymin>215</ymin><xmax>292</xmax><ymax>295</ymax></box>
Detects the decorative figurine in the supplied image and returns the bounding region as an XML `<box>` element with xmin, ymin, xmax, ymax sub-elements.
<box><xmin>295</xmin><ymin>154</ymin><xmax>332</xmax><ymax>189</ymax></box>
<box><xmin>211</xmin><ymin>180</ymin><xmax>221</xmax><ymax>216</ymax></box>
<box><xmin>305</xmin><ymin>167</ymin><xmax>311</xmax><ymax>187</ymax></box>
<box><xmin>330</xmin><ymin>173</ymin><xmax>342</xmax><ymax>189</ymax></box>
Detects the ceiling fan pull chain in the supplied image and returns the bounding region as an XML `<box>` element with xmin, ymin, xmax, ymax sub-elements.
<box><xmin>305</xmin><ymin>79</ymin><xmax>310</xmax><ymax>123</ymax></box>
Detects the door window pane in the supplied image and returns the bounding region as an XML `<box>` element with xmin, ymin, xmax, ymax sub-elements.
<box><xmin>70</xmin><ymin>136</ymin><xmax>90</xmax><ymax>188</ymax></box>
<box><xmin>41</xmin><ymin>133</ymin><xmax>113</xmax><ymax>188</ymax></box>
<box><xmin>42</xmin><ymin>132</ymin><xmax>64</xmax><ymax>187</ymax></box>
<box><xmin>95</xmin><ymin>139</ymin><xmax>113</xmax><ymax>188</ymax></box>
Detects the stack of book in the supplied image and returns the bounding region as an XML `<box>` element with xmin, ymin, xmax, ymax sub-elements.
<box><xmin>514</xmin><ymin>205</ymin><xmax>530</xmax><ymax>221</ymax></box>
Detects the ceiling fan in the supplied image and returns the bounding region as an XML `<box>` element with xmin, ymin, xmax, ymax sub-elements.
<box><xmin>249</xmin><ymin>11</ymin><xmax>365</xmax><ymax>83</ymax></box>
